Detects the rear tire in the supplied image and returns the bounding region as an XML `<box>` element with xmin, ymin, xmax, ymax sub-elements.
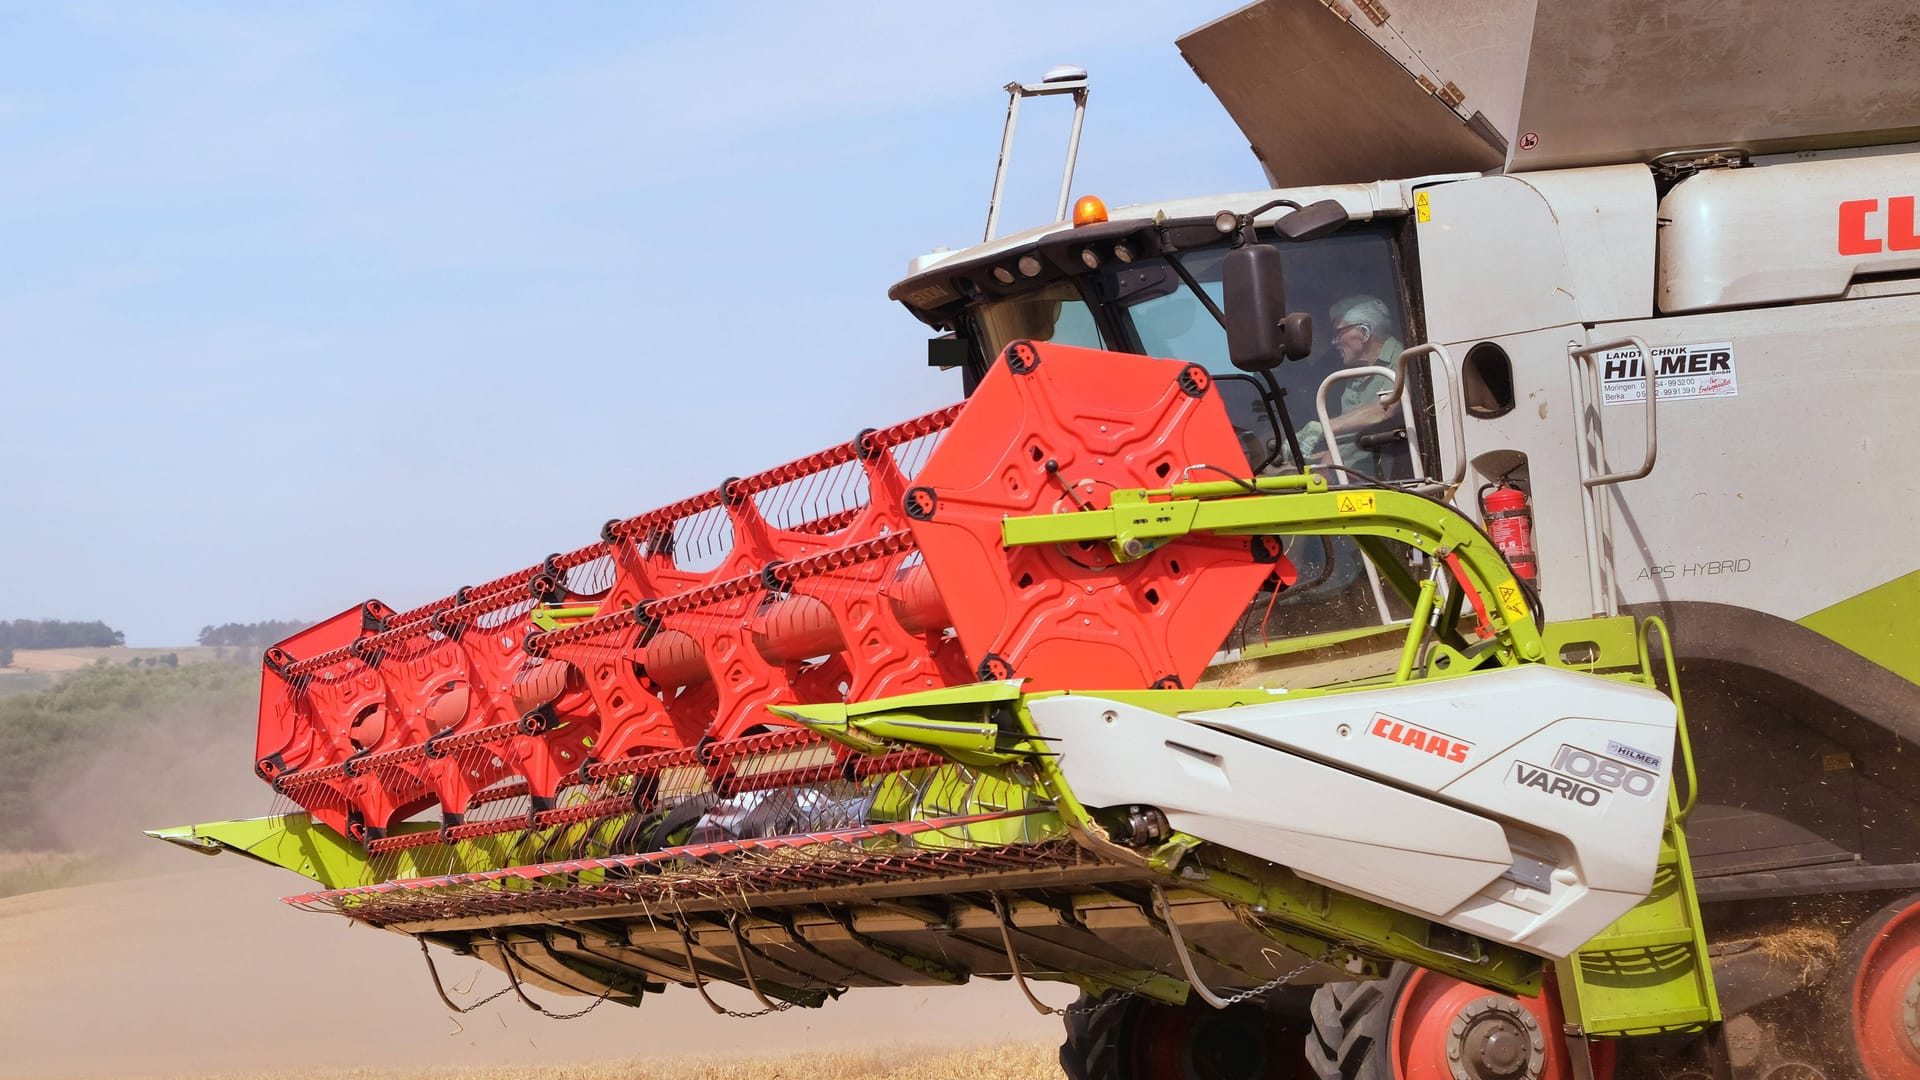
<box><xmin>1305</xmin><ymin>970</ymin><xmax>1396</xmax><ymax>1080</ymax></box>
<box><xmin>1058</xmin><ymin>989</ymin><xmax>1315</xmax><ymax>1079</ymax></box>
<box><xmin>1820</xmin><ymin>891</ymin><xmax>1920</xmax><ymax>1079</ymax></box>
<box><xmin>1307</xmin><ymin>964</ymin><xmax>1612</xmax><ymax>1080</ymax></box>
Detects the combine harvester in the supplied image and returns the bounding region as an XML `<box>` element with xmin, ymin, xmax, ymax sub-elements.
<box><xmin>157</xmin><ymin>0</ymin><xmax>1920</xmax><ymax>1077</ymax></box>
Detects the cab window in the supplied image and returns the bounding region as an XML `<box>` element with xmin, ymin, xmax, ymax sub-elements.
<box><xmin>972</xmin><ymin>280</ymin><xmax>1103</xmax><ymax>353</ymax></box>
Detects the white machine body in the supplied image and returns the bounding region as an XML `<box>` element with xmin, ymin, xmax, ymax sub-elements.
<box><xmin>1029</xmin><ymin>665</ymin><xmax>1677</xmax><ymax>959</ymax></box>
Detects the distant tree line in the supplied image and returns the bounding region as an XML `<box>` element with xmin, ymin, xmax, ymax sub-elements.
<box><xmin>196</xmin><ymin>619</ymin><xmax>312</xmax><ymax>649</ymax></box>
<box><xmin>0</xmin><ymin>619</ymin><xmax>125</xmax><ymax>653</ymax></box>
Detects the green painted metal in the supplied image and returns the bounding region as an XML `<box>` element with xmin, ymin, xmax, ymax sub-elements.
<box><xmin>1557</xmin><ymin>616</ymin><xmax>1722</xmax><ymax>1037</ymax></box>
<box><xmin>1000</xmin><ymin>479</ymin><xmax>1546</xmax><ymax>663</ymax></box>
<box><xmin>1161</xmin><ymin>843</ymin><xmax>1540</xmax><ymax>996</ymax></box>
<box><xmin>1396</xmin><ymin>569</ymin><xmax>1441</xmax><ymax>682</ymax></box>
<box><xmin>527</xmin><ymin>604</ymin><xmax>603</xmax><ymax>632</ymax></box>
<box><xmin>775</xmin><ymin>681</ymin><xmax>1024</xmax><ymax>761</ymax></box>
<box><xmin>1539</xmin><ymin>615</ymin><xmax>1645</xmax><ymax>674</ymax></box>
<box><xmin>152</xmin><ymin>478</ymin><xmax>1715</xmax><ymax>1024</ymax></box>
<box><xmin>146</xmin><ymin>814</ymin><xmax>420</xmax><ymax>889</ymax></box>
<box><xmin>1798</xmin><ymin>568</ymin><xmax>1920</xmax><ymax>685</ymax></box>
<box><xmin>1230</xmin><ymin>621</ymin><xmax>1405</xmax><ymax>664</ymax></box>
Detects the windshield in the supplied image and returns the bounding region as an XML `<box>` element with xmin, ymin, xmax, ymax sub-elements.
<box><xmin>1113</xmin><ymin>231</ymin><xmax>1407</xmax><ymax>422</ymax></box>
<box><xmin>966</xmin><ymin>225</ymin><xmax>1423</xmax><ymax>646</ymax></box>
<box><xmin>972</xmin><ymin>280</ymin><xmax>1103</xmax><ymax>352</ymax></box>
<box><xmin>1125</xmin><ymin>229</ymin><xmax>1422</xmax><ymax>644</ymax></box>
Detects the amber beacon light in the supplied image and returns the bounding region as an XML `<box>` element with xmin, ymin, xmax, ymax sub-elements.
<box><xmin>1072</xmin><ymin>195</ymin><xmax>1109</xmax><ymax>226</ymax></box>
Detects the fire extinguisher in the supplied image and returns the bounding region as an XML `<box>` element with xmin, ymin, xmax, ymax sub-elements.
<box><xmin>1481</xmin><ymin>482</ymin><xmax>1537</xmax><ymax>582</ymax></box>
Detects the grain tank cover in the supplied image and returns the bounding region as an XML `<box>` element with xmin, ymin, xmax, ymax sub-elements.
<box><xmin>1178</xmin><ymin>0</ymin><xmax>1520</xmax><ymax>187</ymax></box>
<box><xmin>1180</xmin><ymin>0</ymin><xmax>1920</xmax><ymax>186</ymax></box>
<box><xmin>1658</xmin><ymin>151</ymin><xmax>1920</xmax><ymax>314</ymax></box>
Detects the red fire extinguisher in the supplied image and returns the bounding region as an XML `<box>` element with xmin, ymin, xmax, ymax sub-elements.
<box><xmin>1482</xmin><ymin>483</ymin><xmax>1537</xmax><ymax>581</ymax></box>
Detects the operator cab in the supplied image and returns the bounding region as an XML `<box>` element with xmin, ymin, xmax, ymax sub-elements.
<box><xmin>890</xmin><ymin>189</ymin><xmax>1442</xmax><ymax>652</ymax></box>
<box><xmin>891</xmin><ymin>194</ymin><xmax>1424</xmax><ymax>483</ymax></box>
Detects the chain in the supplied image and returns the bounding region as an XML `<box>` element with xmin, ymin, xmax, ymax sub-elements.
<box><xmin>461</xmin><ymin>933</ymin><xmax>620</xmax><ymax>1021</ymax></box>
<box><xmin>418</xmin><ymin>939</ymin><xmax>526</xmax><ymax>1015</ymax></box>
<box><xmin>1213</xmin><ymin>951</ymin><xmax>1334</xmax><ymax>1009</ymax></box>
<box><xmin>1060</xmin><ymin>950</ymin><xmax>1336</xmax><ymax>1018</ymax></box>
<box><xmin>672</xmin><ymin>913</ymin><xmax>812</xmax><ymax>1019</ymax></box>
<box><xmin>528</xmin><ymin>984</ymin><xmax>617</xmax><ymax>1020</ymax></box>
<box><xmin>709</xmin><ymin>998</ymin><xmax>801</xmax><ymax>1019</ymax></box>
<box><xmin>1056</xmin><ymin>979</ymin><xmax>1154</xmax><ymax>1018</ymax></box>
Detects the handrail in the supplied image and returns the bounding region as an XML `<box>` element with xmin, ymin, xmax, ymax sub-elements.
<box><xmin>1383</xmin><ymin>342</ymin><xmax>1465</xmax><ymax>490</ymax></box>
<box><xmin>1637</xmin><ymin>616</ymin><xmax>1698</xmax><ymax>820</ymax></box>
<box><xmin>1570</xmin><ymin>336</ymin><xmax>1658</xmax><ymax>487</ymax></box>
<box><xmin>1313</xmin><ymin>342</ymin><xmax>1464</xmax><ymax>489</ymax></box>
<box><xmin>1313</xmin><ymin>363</ymin><xmax>1406</xmax><ymax>622</ymax></box>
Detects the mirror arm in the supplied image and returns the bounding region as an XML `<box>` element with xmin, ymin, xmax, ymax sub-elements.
<box><xmin>1260</xmin><ymin>368</ymin><xmax>1309</xmax><ymax>472</ymax></box>
<box><xmin>1162</xmin><ymin>252</ymin><xmax>1226</xmax><ymax>328</ymax></box>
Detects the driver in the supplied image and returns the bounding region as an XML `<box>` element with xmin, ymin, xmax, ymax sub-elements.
<box><xmin>1297</xmin><ymin>294</ymin><xmax>1404</xmax><ymax>477</ymax></box>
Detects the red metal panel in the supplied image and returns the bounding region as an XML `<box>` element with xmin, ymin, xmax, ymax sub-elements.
<box><xmin>255</xmin><ymin>343</ymin><xmax>1285</xmax><ymax>840</ymax></box>
<box><xmin>908</xmin><ymin>342</ymin><xmax>1277</xmax><ymax>689</ymax></box>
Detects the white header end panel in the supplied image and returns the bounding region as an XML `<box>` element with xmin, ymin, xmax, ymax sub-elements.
<box><xmin>1032</xmin><ymin>666</ymin><xmax>1677</xmax><ymax>958</ymax></box>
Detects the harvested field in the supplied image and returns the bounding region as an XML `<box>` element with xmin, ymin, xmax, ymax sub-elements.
<box><xmin>0</xmin><ymin>849</ymin><xmax>97</xmax><ymax>898</ymax></box>
<box><xmin>127</xmin><ymin>1044</ymin><xmax>1063</xmax><ymax>1079</ymax></box>
<box><xmin>0</xmin><ymin>856</ymin><xmax>1067</xmax><ymax>1080</ymax></box>
<box><xmin>1</xmin><ymin>646</ymin><xmax>227</xmax><ymax>676</ymax></box>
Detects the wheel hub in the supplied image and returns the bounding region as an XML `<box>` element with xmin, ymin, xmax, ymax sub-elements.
<box><xmin>1904</xmin><ymin>970</ymin><xmax>1920</xmax><ymax>1051</ymax></box>
<box><xmin>1446</xmin><ymin>995</ymin><xmax>1548</xmax><ymax>1080</ymax></box>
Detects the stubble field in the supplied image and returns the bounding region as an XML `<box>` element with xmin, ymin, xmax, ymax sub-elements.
<box><xmin>0</xmin><ymin>856</ymin><xmax>1069</xmax><ymax>1080</ymax></box>
<box><xmin>125</xmin><ymin>1044</ymin><xmax>1062</xmax><ymax>1080</ymax></box>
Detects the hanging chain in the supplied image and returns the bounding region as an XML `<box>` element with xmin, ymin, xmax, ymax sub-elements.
<box><xmin>423</xmin><ymin>936</ymin><xmax>621</xmax><ymax>1021</ymax></box>
<box><xmin>708</xmin><ymin>997</ymin><xmax>802</xmax><ymax>1019</ymax></box>
<box><xmin>418</xmin><ymin>939</ymin><xmax>517</xmax><ymax>1015</ymax></box>
<box><xmin>1059</xmin><ymin>950</ymin><xmax>1337</xmax><ymax>1018</ymax></box>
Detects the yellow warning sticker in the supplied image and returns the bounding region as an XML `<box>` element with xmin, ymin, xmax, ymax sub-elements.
<box><xmin>1495</xmin><ymin>582</ymin><xmax>1529</xmax><ymax>621</ymax></box>
<box><xmin>1415</xmin><ymin>190</ymin><xmax>1432</xmax><ymax>224</ymax></box>
<box><xmin>1335</xmin><ymin>491</ymin><xmax>1376</xmax><ymax>514</ymax></box>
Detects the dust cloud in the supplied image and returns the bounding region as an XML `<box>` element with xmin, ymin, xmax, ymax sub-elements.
<box><xmin>1</xmin><ymin>672</ymin><xmax>1064</xmax><ymax>1077</ymax></box>
<box><xmin>0</xmin><ymin>857</ymin><xmax>1066</xmax><ymax>1079</ymax></box>
<box><xmin>32</xmin><ymin>692</ymin><xmax>267</xmax><ymax>866</ymax></box>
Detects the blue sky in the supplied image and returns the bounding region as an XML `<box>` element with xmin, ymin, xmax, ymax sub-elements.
<box><xmin>0</xmin><ymin>5</ymin><xmax>1264</xmax><ymax>646</ymax></box>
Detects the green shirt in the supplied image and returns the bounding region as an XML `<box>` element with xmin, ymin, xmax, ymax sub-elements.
<box><xmin>1321</xmin><ymin>338</ymin><xmax>1403</xmax><ymax>476</ymax></box>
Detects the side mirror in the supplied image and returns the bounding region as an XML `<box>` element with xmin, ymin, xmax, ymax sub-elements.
<box><xmin>1224</xmin><ymin>245</ymin><xmax>1315</xmax><ymax>371</ymax></box>
<box><xmin>1279</xmin><ymin>312</ymin><xmax>1314</xmax><ymax>361</ymax></box>
<box><xmin>927</xmin><ymin>334</ymin><xmax>971</xmax><ymax>370</ymax></box>
<box><xmin>1277</xmin><ymin>199</ymin><xmax>1350</xmax><ymax>242</ymax></box>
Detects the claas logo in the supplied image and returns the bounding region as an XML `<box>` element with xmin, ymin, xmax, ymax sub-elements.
<box><xmin>1369</xmin><ymin>714</ymin><xmax>1471</xmax><ymax>764</ymax></box>
<box><xmin>1839</xmin><ymin>196</ymin><xmax>1919</xmax><ymax>256</ymax></box>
